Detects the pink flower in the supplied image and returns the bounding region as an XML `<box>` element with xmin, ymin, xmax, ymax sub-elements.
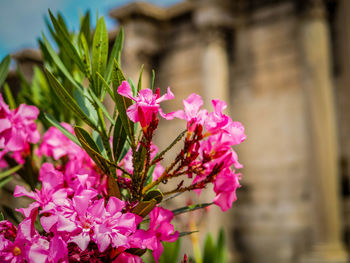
<box><xmin>173</xmin><ymin>93</ymin><xmax>208</xmax><ymax>131</ymax></box>
<box><xmin>131</xmin><ymin>207</ymin><xmax>178</xmax><ymax>262</ymax></box>
<box><xmin>0</xmin><ymin>94</ymin><xmax>39</xmax><ymax>164</ymax></box>
<box><xmin>213</xmin><ymin>169</ymin><xmax>241</xmax><ymax>211</ymax></box>
<box><xmin>93</xmin><ymin>197</ymin><xmax>140</xmax><ymax>252</ymax></box>
<box><xmin>114</xmin><ymin>252</ymin><xmax>142</xmax><ymax>263</ymax></box>
<box><xmin>0</xmin><ymin>217</ymin><xmax>49</xmax><ymax>263</ymax></box>
<box><xmin>204</xmin><ymin>99</ymin><xmax>229</xmax><ymax>134</ymax></box>
<box><xmin>38</xmin><ymin>123</ymin><xmax>80</xmax><ymax>160</ymax></box>
<box><xmin>222</xmin><ymin>121</ymin><xmax>246</xmax><ymax>146</ymax></box>
<box><xmin>117</xmin><ymin>81</ymin><xmax>175</xmax><ymax>127</ymax></box>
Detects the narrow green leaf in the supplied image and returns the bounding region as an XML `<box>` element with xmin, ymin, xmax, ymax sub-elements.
<box><xmin>108</xmin><ymin>175</ymin><xmax>121</xmax><ymax>199</ymax></box>
<box><xmin>42</xmin><ymin>34</ymin><xmax>82</xmax><ymax>91</ymax></box>
<box><xmin>143</xmin><ymin>189</ymin><xmax>163</xmax><ymax>204</ymax></box>
<box><xmin>0</xmin><ymin>165</ymin><xmax>22</xmax><ymax>179</ymax></box>
<box><xmin>97</xmin><ymin>72</ymin><xmax>114</xmax><ymax>100</ymax></box>
<box><xmin>203</xmin><ymin>233</ymin><xmax>216</xmax><ymax>263</ymax></box>
<box><xmin>0</xmin><ymin>212</ymin><xmax>4</xmax><ymax>221</ymax></box>
<box><xmin>80</xmin><ymin>34</ymin><xmax>91</xmax><ymax>78</ymax></box>
<box><xmin>92</xmin><ymin>16</ymin><xmax>108</xmax><ymax>96</ymax></box>
<box><xmin>112</xmin><ymin>60</ymin><xmax>134</xmax><ymax>144</ymax></box>
<box><xmin>74</xmin><ymin>126</ymin><xmax>100</xmax><ymax>152</ymax></box>
<box><xmin>3</xmin><ymin>83</ymin><xmax>16</xmax><ymax>109</ymax></box>
<box><xmin>79</xmin><ymin>11</ymin><xmax>91</xmax><ymax>46</ymax></box>
<box><xmin>88</xmin><ymin>89</ymin><xmax>115</xmax><ymax>124</ymax></box>
<box><xmin>128</xmin><ymin>78</ymin><xmax>137</xmax><ymax>97</ymax></box>
<box><xmin>150</xmin><ymin>69</ymin><xmax>155</xmax><ymax>91</ymax></box>
<box><xmin>113</xmin><ymin>116</ymin><xmax>127</xmax><ymax>162</ymax></box>
<box><xmin>0</xmin><ymin>176</ymin><xmax>13</xmax><ymax>188</ymax></box>
<box><xmin>137</xmin><ymin>64</ymin><xmax>144</xmax><ymax>92</ymax></box>
<box><xmin>178</xmin><ymin>231</ymin><xmax>199</xmax><ymax>238</ymax></box>
<box><xmin>131</xmin><ymin>199</ymin><xmax>157</xmax><ymax>218</ymax></box>
<box><xmin>216</xmin><ymin>228</ymin><xmax>227</xmax><ymax>263</ymax></box>
<box><xmin>172</xmin><ymin>203</ymin><xmax>213</xmax><ymax>216</ymax></box>
<box><xmin>48</xmin><ymin>10</ymin><xmax>86</xmax><ymax>74</ymax></box>
<box><xmin>145</xmin><ymin>164</ymin><xmax>156</xmax><ymax>186</ymax></box>
<box><xmin>73</xmin><ymin>89</ymin><xmax>99</xmax><ymax>126</ymax></box>
<box><xmin>45</xmin><ymin>69</ymin><xmax>97</xmax><ymax>129</ymax></box>
<box><xmin>44</xmin><ymin>113</ymin><xmax>81</xmax><ymax>146</ymax></box>
<box><xmin>105</xmin><ymin>27</ymin><xmax>124</xmax><ymax>83</ymax></box>
<box><xmin>159</xmin><ymin>239</ymin><xmax>181</xmax><ymax>263</ymax></box>
<box><xmin>74</xmin><ymin>126</ymin><xmax>113</xmax><ymax>175</ymax></box>
<box><xmin>0</xmin><ymin>55</ymin><xmax>10</xmax><ymax>87</ymax></box>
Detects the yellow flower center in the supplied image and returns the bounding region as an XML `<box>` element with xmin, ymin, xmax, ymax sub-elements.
<box><xmin>12</xmin><ymin>246</ymin><xmax>21</xmax><ymax>256</ymax></box>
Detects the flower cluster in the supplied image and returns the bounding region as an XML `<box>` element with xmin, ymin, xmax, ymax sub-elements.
<box><xmin>117</xmin><ymin>82</ymin><xmax>245</xmax><ymax>211</ymax></box>
<box><xmin>0</xmin><ymin>79</ymin><xmax>245</xmax><ymax>262</ymax></box>
<box><xmin>0</xmin><ymin>94</ymin><xmax>40</xmax><ymax>167</ymax></box>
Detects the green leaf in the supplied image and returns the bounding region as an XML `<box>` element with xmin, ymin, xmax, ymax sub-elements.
<box><xmin>137</xmin><ymin>64</ymin><xmax>144</xmax><ymax>92</ymax></box>
<box><xmin>172</xmin><ymin>203</ymin><xmax>213</xmax><ymax>216</ymax></box>
<box><xmin>41</xmin><ymin>34</ymin><xmax>82</xmax><ymax>91</ymax></box>
<box><xmin>0</xmin><ymin>165</ymin><xmax>22</xmax><ymax>180</ymax></box>
<box><xmin>3</xmin><ymin>83</ymin><xmax>16</xmax><ymax>109</ymax></box>
<box><xmin>0</xmin><ymin>55</ymin><xmax>10</xmax><ymax>87</ymax></box>
<box><xmin>73</xmin><ymin>89</ymin><xmax>99</xmax><ymax>126</ymax></box>
<box><xmin>48</xmin><ymin>10</ymin><xmax>86</xmax><ymax>74</ymax></box>
<box><xmin>143</xmin><ymin>189</ymin><xmax>163</xmax><ymax>204</ymax></box>
<box><xmin>113</xmin><ymin>116</ymin><xmax>127</xmax><ymax>162</ymax></box>
<box><xmin>216</xmin><ymin>228</ymin><xmax>227</xmax><ymax>263</ymax></box>
<box><xmin>44</xmin><ymin>113</ymin><xmax>81</xmax><ymax>146</ymax></box>
<box><xmin>0</xmin><ymin>212</ymin><xmax>4</xmax><ymax>221</ymax></box>
<box><xmin>131</xmin><ymin>199</ymin><xmax>157</xmax><ymax>218</ymax></box>
<box><xmin>0</xmin><ymin>176</ymin><xmax>13</xmax><ymax>188</ymax></box>
<box><xmin>145</xmin><ymin>164</ymin><xmax>156</xmax><ymax>186</ymax></box>
<box><xmin>112</xmin><ymin>60</ymin><xmax>134</xmax><ymax>144</ymax></box>
<box><xmin>105</xmin><ymin>27</ymin><xmax>124</xmax><ymax>83</ymax></box>
<box><xmin>203</xmin><ymin>233</ymin><xmax>216</xmax><ymax>263</ymax></box>
<box><xmin>87</xmin><ymin>89</ymin><xmax>115</xmax><ymax>124</ymax></box>
<box><xmin>74</xmin><ymin>126</ymin><xmax>112</xmax><ymax>174</ymax></box>
<box><xmin>92</xmin><ymin>16</ymin><xmax>108</xmax><ymax>96</ymax></box>
<box><xmin>178</xmin><ymin>231</ymin><xmax>199</xmax><ymax>237</ymax></box>
<box><xmin>45</xmin><ymin>69</ymin><xmax>97</xmax><ymax>129</ymax></box>
<box><xmin>79</xmin><ymin>34</ymin><xmax>92</xmax><ymax>79</ymax></box>
<box><xmin>79</xmin><ymin>11</ymin><xmax>91</xmax><ymax>46</ymax></box>
<box><xmin>159</xmin><ymin>239</ymin><xmax>181</xmax><ymax>263</ymax></box>
<box><xmin>97</xmin><ymin>72</ymin><xmax>114</xmax><ymax>100</ymax></box>
<box><xmin>128</xmin><ymin>78</ymin><xmax>137</xmax><ymax>97</ymax></box>
<box><xmin>150</xmin><ymin>69</ymin><xmax>155</xmax><ymax>91</ymax></box>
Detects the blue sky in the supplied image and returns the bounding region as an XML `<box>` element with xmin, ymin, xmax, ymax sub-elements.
<box><xmin>0</xmin><ymin>0</ymin><xmax>181</xmax><ymax>60</ymax></box>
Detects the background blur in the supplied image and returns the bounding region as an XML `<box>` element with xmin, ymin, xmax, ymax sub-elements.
<box><xmin>3</xmin><ymin>0</ymin><xmax>350</xmax><ymax>262</ymax></box>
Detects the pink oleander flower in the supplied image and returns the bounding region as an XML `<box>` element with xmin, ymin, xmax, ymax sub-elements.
<box><xmin>38</xmin><ymin>123</ymin><xmax>80</xmax><ymax>160</ymax></box>
<box><xmin>93</xmin><ymin>197</ymin><xmax>141</xmax><ymax>252</ymax></box>
<box><xmin>117</xmin><ymin>81</ymin><xmax>175</xmax><ymax>127</ymax></box>
<box><xmin>213</xmin><ymin>169</ymin><xmax>241</xmax><ymax>211</ymax></box>
<box><xmin>0</xmin><ymin>94</ymin><xmax>39</xmax><ymax>164</ymax></box>
<box><xmin>204</xmin><ymin>99</ymin><xmax>229</xmax><ymax>135</ymax></box>
<box><xmin>0</xmin><ymin>217</ymin><xmax>49</xmax><ymax>263</ymax></box>
<box><xmin>115</xmin><ymin>252</ymin><xmax>142</xmax><ymax>263</ymax></box>
<box><xmin>173</xmin><ymin>93</ymin><xmax>208</xmax><ymax>132</ymax></box>
<box><xmin>130</xmin><ymin>207</ymin><xmax>178</xmax><ymax>262</ymax></box>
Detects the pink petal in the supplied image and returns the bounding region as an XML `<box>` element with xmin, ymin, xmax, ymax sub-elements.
<box><xmin>156</xmin><ymin>87</ymin><xmax>174</xmax><ymax>103</ymax></box>
<box><xmin>106</xmin><ymin>197</ymin><xmax>125</xmax><ymax>214</ymax></box>
<box><xmin>118</xmin><ymin>81</ymin><xmax>135</xmax><ymax>100</ymax></box>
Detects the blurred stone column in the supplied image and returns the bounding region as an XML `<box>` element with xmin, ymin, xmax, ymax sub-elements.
<box><xmin>193</xmin><ymin>1</ymin><xmax>240</xmax><ymax>262</ymax></box>
<box><xmin>110</xmin><ymin>5</ymin><xmax>162</xmax><ymax>90</ymax></box>
<box><xmin>194</xmin><ymin>0</ymin><xmax>232</xmax><ymax>108</ymax></box>
<box><xmin>300</xmin><ymin>0</ymin><xmax>348</xmax><ymax>262</ymax></box>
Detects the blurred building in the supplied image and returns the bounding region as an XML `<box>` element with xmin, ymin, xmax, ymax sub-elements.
<box><xmin>11</xmin><ymin>0</ymin><xmax>350</xmax><ymax>262</ymax></box>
